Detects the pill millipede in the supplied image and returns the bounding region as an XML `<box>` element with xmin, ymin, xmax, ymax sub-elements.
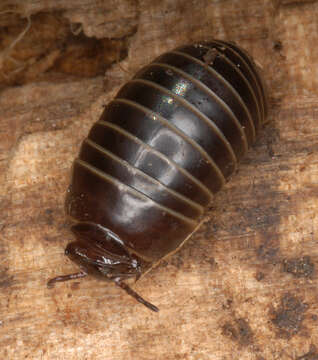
<box><xmin>48</xmin><ymin>40</ymin><xmax>268</xmax><ymax>312</ymax></box>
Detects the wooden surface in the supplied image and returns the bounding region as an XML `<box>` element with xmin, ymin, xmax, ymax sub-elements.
<box><xmin>1</xmin><ymin>0</ymin><xmax>318</xmax><ymax>359</ymax></box>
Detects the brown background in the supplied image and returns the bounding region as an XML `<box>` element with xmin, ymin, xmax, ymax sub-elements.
<box><xmin>1</xmin><ymin>0</ymin><xmax>318</xmax><ymax>359</ymax></box>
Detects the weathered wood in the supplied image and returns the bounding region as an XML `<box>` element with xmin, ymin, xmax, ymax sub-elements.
<box><xmin>1</xmin><ymin>0</ymin><xmax>318</xmax><ymax>359</ymax></box>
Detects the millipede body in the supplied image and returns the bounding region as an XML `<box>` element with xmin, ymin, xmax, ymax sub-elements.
<box><xmin>48</xmin><ymin>40</ymin><xmax>268</xmax><ymax>312</ymax></box>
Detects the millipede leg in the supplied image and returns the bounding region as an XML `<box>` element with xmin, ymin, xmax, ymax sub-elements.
<box><xmin>47</xmin><ymin>271</ymin><xmax>87</xmax><ymax>288</ymax></box>
<box><xmin>114</xmin><ymin>278</ymin><xmax>159</xmax><ymax>312</ymax></box>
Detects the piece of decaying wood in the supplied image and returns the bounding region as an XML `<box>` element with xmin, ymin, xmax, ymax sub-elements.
<box><xmin>0</xmin><ymin>0</ymin><xmax>318</xmax><ymax>359</ymax></box>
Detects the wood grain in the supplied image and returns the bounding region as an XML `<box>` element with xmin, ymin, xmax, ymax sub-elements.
<box><xmin>1</xmin><ymin>0</ymin><xmax>318</xmax><ymax>359</ymax></box>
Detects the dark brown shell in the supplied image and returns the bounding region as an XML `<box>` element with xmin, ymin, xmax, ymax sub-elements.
<box><xmin>66</xmin><ymin>40</ymin><xmax>267</xmax><ymax>263</ymax></box>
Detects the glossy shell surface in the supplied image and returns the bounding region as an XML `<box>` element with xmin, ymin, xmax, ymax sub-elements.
<box><xmin>66</xmin><ymin>40</ymin><xmax>268</xmax><ymax>263</ymax></box>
